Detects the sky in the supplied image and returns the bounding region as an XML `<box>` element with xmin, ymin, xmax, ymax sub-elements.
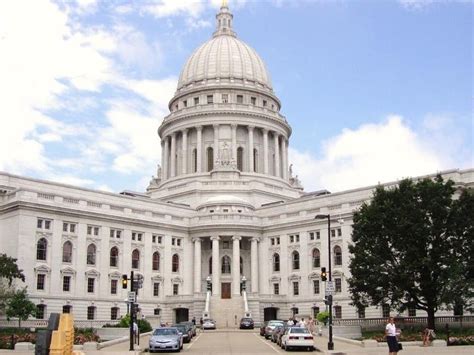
<box><xmin>0</xmin><ymin>0</ymin><xmax>472</xmax><ymax>194</ymax></box>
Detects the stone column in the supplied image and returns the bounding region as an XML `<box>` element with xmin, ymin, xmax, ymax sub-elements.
<box><xmin>170</xmin><ymin>132</ymin><xmax>176</xmax><ymax>177</ymax></box>
<box><xmin>211</xmin><ymin>236</ymin><xmax>220</xmax><ymax>296</ymax></box>
<box><xmin>248</xmin><ymin>126</ymin><xmax>254</xmax><ymax>172</ymax></box>
<box><xmin>193</xmin><ymin>237</ymin><xmax>202</xmax><ymax>293</ymax></box>
<box><xmin>263</xmin><ymin>129</ymin><xmax>269</xmax><ymax>174</ymax></box>
<box><xmin>251</xmin><ymin>237</ymin><xmax>259</xmax><ymax>293</ymax></box>
<box><xmin>163</xmin><ymin>136</ymin><xmax>169</xmax><ymax>179</ymax></box>
<box><xmin>231</xmin><ymin>124</ymin><xmax>237</xmax><ymax>161</ymax></box>
<box><xmin>274</xmin><ymin>133</ymin><xmax>280</xmax><ymax>178</ymax></box>
<box><xmin>182</xmin><ymin>129</ymin><xmax>188</xmax><ymax>175</ymax></box>
<box><xmin>196</xmin><ymin>126</ymin><xmax>202</xmax><ymax>173</ymax></box>
<box><xmin>282</xmin><ymin>137</ymin><xmax>288</xmax><ymax>180</ymax></box>
<box><xmin>213</xmin><ymin>124</ymin><xmax>219</xmax><ymax>164</ymax></box>
<box><xmin>232</xmin><ymin>236</ymin><xmax>241</xmax><ymax>295</ymax></box>
<box><xmin>160</xmin><ymin>139</ymin><xmax>165</xmax><ymax>181</ymax></box>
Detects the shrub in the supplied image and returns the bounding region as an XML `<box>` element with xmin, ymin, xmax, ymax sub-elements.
<box><xmin>316</xmin><ymin>311</ymin><xmax>329</xmax><ymax>325</ymax></box>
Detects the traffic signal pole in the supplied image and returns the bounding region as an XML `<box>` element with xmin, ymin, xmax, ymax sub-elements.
<box><xmin>326</xmin><ymin>216</ymin><xmax>334</xmax><ymax>350</ymax></box>
<box><xmin>129</xmin><ymin>270</ymin><xmax>134</xmax><ymax>351</ymax></box>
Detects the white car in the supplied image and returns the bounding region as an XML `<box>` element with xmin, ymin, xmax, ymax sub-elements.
<box><xmin>281</xmin><ymin>327</ymin><xmax>314</xmax><ymax>351</ymax></box>
<box><xmin>202</xmin><ymin>318</ymin><xmax>216</xmax><ymax>330</ymax></box>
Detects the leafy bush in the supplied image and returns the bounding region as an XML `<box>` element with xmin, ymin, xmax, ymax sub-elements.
<box><xmin>103</xmin><ymin>314</ymin><xmax>152</xmax><ymax>333</ymax></box>
<box><xmin>74</xmin><ymin>328</ymin><xmax>99</xmax><ymax>345</ymax></box>
<box><xmin>316</xmin><ymin>311</ymin><xmax>329</xmax><ymax>325</ymax></box>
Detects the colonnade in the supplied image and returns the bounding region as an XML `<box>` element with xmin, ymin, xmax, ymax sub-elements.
<box><xmin>192</xmin><ymin>236</ymin><xmax>259</xmax><ymax>295</ymax></box>
<box><xmin>160</xmin><ymin>124</ymin><xmax>289</xmax><ymax>181</ymax></box>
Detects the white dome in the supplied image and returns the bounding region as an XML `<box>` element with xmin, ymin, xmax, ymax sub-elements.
<box><xmin>176</xmin><ymin>4</ymin><xmax>272</xmax><ymax>92</ymax></box>
<box><xmin>177</xmin><ymin>36</ymin><xmax>272</xmax><ymax>91</ymax></box>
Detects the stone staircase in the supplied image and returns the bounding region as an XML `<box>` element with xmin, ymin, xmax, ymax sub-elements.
<box><xmin>209</xmin><ymin>295</ymin><xmax>245</xmax><ymax>328</ymax></box>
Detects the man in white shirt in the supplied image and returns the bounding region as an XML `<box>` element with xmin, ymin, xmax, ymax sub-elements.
<box><xmin>385</xmin><ymin>317</ymin><xmax>399</xmax><ymax>355</ymax></box>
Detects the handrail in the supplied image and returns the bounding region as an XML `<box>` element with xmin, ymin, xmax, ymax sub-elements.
<box><xmin>205</xmin><ymin>290</ymin><xmax>211</xmax><ymax>314</ymax></box>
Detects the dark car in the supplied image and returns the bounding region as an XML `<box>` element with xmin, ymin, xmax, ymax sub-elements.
<box><xmin>260</xmin><ymin>321</ymin><xmax>268</xmax><ymax>336</ymax></box>
<box><xmin>275</xmin><ymin>324</ymin><xmax>290</xmax><ymax>346</ymax></box>
<box><xmin>180</xmin><ymin>321</ymin><xmax>197</xmax><ymax>337</ymax></box>
<box><xmin>264</xmin><ymin>320</ymin><xmax>285</xmax><ymax>339</ymax></box>
<box><xmin>271</xmin><ymin>324</ymin><xmax>285</xmax><ymax>343</ymax></box>
<box><xmin>172</xmin><ymin>324</ymin><xmax>192</xmax><ymax>343</ymax></box>
<box><xmin>239</xmin><ymin>317</ymin><xmax>254</xmax><ymax>329</ymax></box>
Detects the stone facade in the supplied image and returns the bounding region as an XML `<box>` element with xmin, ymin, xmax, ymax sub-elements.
<box><xmin>0</xmin><ymin>4</ymin><xmax>473</xmax><ymax>325</ymax></box>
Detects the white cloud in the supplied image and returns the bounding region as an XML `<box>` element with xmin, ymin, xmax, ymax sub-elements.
<box><xmin>290</xmin><ymin>115</ymin><xmax>452</xmax><ymax>192</ymax></box>
<box><xmin>142</xmin><ymin>0</ymin><xmax>206</xmax><ymax>18</ymax></box>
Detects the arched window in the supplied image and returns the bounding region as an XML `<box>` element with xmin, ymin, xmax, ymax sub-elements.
<box><xmin>132</xmin><ymin>249</ymin><xmax>140</xmax><ymax>269</ymax></box>
<box><xmin>292</xmin><ymin>251</ymin><xmax>300</xmax><ymax>270</ymax></box>
<box><xmin>273</xmin><ymin>253</ymin><xmax>280</xmax><ymax>272</ymax></box>
<box><xmin>62</xmin><ymin>241</ymin><xmax>72</xmax><ymax>263</ymax></box>
<box><xmin>253</xmin><ymin>148</ymin><xmax>258</xmax><ymax>172</ymax></box>
<box><xmin>209</xmin><ymin>256</ymin><xmax>212</xmax><ymax>274</ymax></box>
<box><xmin>37</xmin><ymin>238</ymin><xmax>47</xmax><ymax>261</ymax></box>
<box><xmin>237</xmin><ymin>147</ymin><xmax>243</xmax><ymax>171</ymax></box>
<box><xmin>86</xmin><ymin>244</ymin><xmax>96</xmax><ymax>265</ymax></box>
<box><xmin>207</xmin><ymin>147</ymin><xmax>214</xmax><ymax>171</ymax></box>
<box><xmin>312</xmin><ymin>248</ymin><xmax>320</xmax><ymax>268</ymax></box>
<box><xmin>192</xmin><ymin>148</ymin><xmax>197</xmax><ymax>173</ymax></box>
<box><xmin>172</xmin><ymin>254</ymin><xmax>179</xmax><ymax>272</ymax></box>
<box><xmin>110</xmin><ymin>247</ymin><xmax>119</xmax><ymax>267</ymax></box>
<box><xmin>152</xmin><ymin>252</ymin><xmax>160</xmax><ymax>271</ymax></box>
<box><xmin>334</xmin><ymin>246</ymin><xmax>342</xmax><ymax>266</ymax></box>
<box><xmin>221</xmin><ymin>255</ymin><xmax>231</xmax><ymax>274</ymax></box>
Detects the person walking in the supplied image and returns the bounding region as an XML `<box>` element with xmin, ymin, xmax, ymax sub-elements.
<box><xmin>385</xmin><ymin>317</ymin><xmax>399</xmax><ymax>355</ymax></box>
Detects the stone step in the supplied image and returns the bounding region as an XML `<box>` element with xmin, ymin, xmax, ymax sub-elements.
<box><xmin>209</xmin><ymin>296</ymin><xmax>245</xmax><ymax>328</ymax></box>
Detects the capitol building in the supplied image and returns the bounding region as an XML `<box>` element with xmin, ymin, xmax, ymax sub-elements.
<box><xmin>0</xmin><ymin>3</ymin><xmax>472</xmax><ymax>327</ymax></box>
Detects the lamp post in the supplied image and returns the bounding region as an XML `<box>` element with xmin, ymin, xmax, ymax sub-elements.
<box><xmin>315</xmin><ymin>214</ymin><xmax>334</xmax><ymax>351</ymax></box>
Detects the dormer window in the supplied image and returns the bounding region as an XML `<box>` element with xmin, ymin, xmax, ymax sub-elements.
<box><xmin>207</xmin><ymin>95</ymin><xmax>213</xmax><ymax>104</ymax></box>
<box><xmin>251</xmin><ymin>97</ymin><xmax>256</xmax><ymax>105</ymax></box>
<box><xmin>237</xmin><ymin>95</ymin><xmax>243</xmax><ymax>104</ymax></box>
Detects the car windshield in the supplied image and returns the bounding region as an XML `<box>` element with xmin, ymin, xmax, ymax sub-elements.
<box><xmin>204</xmin><ymin>319</ymin><xmax>214</xmax><ymax>322</ymax></box>
<box><xmin>241</xmin><ymin>318</ymin><xmax>252</xmax><ymax>322</ymax></box>
<box><xmin>174</xmin><ymin>325</ymin><xmax>186</xmax><ymax>330</ymax></box>
<box><xmin>289</xmin><ymin>328</ymin><xmax>310</xmax><ymax>334</ymax></box>
<box><xmin>268</xmin><ymin>321</ymin><xmax>284</xmax><ymax>326</ymax></box>
<box><xmin>153</xmin><ymin>328</ymin><xmax>178</xmax><ymax>336</ymax></box>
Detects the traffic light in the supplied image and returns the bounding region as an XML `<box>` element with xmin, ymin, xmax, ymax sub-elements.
<box><xmin>321</xmin><ymin>267</ymin><xmax>327</xmax><ymax>281</ymax></box>
<box><xmin>122</xmin><ymin>274</ymin><xmax>128</xmax><ymax>289</ymax></box>
<box><xmin>324</xmin><ymin>295</ymin><xmax>333</xmax><ymax>305</ymax></box>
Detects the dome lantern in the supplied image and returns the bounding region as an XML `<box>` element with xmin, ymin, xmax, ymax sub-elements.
<box><xmin>213</xmin><ymin>0</ymin><xmax>236</xmax><ymax>38</ymax></box>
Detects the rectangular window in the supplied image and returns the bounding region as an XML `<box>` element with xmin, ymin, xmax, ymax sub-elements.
<box><xmin>263</xmin><ymin>100</ymin><xmax>267</xmax><ymax>107</ymax></box>
<box><xmin>207</xmin><ymin>95</ymin><xmax>213</xmax><ymax>104</ymax></box>
<box><xmin>183</xmin><ymin>100</ymin><xmax>187</xmax><ymax>107</ymax></box>
<box><xmin>331</xmin><ymin>229</ymin><xmax>336</xmax><ymax>237</ymax></box>
<box><xmin>172</xmin><ymin>238</ymin><xmax>175</xmax><ymax>246</ymax></box>
<box><xmin>313</xmin><ymin>280</ymin><xmax>320</xmax><ymax>294</ymax></box>
<box><xmin>110</xmin><ymin>229</ymin><xmax>121</xmax><ymax>238</ymax></box>
<box><xmin>271</xmin><ymin>238</ymin><xmax>275</xmax><ymax>246</ymax></box>
<box><xmin>37</xmin><ymin>218</ymin><xmax>51</xmax><ymax>230</ymax></box>
<box><xmin>154</xmin><ymin>308</ymin><xmax>161</xmax><ymax>315</ymax></box>
<box><xmin>335</xmin><ymin>278</ymin><xmax>342</xmax><ymax>293</ymax></box>
<box><xmin>309</xmin><ymin>232</ymin><xmax>314</xmax><ymax>241</ymax></box>
<box><xmin>295</xmin><ymin>234</ymin><xmax>300</xmax><ymax>242</ymax></box>
<box><xmin>88</xmin><ymin>225</ymin><xmax>99</xmax><ymax>236</ymax></box>
<box><xmin>289</xmin><ymin>235</ymin><xmax>294</xmax><ymax>243</ymax></box>
<box><xmin>152</xmin><ymin>235</ymin><xmax>156</xmax><ymax>243</ymax></box>
<box><xmin>111</xmin><ymin>307</ymin><xmax>119</xmax><ymax>320</ymax></box>
<box><xmin>337</xmin><ymin>228</ymin><xmax>342</xmax><ymax>237</ymax></box>
<box><xmin>45</xmin><ymin>220</ymin><xmax>51</xmax><ymax>230</ymax></box>
<box><xmin>63</xmin><ymin>222</ymin><xmax>76</xmax><ymax>233</ymax></box>
<box><xmin>173</xmin><ymin>284</ymin><xmax>179</xmax><ymax>295</ymax></box>
<box><xmin>276</xmin><ymin>237</ymin><xmax>280</xmax><ymax>245</ymax></box>
<box><xmin>222</xmin><ymin>94</ymin><xmax>228</xmax><ymax>103</ymax></box>
<box><xmin>408</xmin><ymin>307</ymin><xmax>416</xmax><ymax>317</ymax></box>
<box><xmin>177</xmin><ymin>238</ymin><xmax>181</xmax><ymax>246</ymax></box>
<box><xmin>37</xmin><ymin>219</ymin><xmax>43</xmax><ymax>229</ymax></box>
<box><xmin>37</xmin><ymin>274</ymin><xmax>45</xmax><ymax>290</ymax></box>
<box><xmin>273</xmin><ymin>283</ymin><xmax>279</xmax><ymax>295</ymax></box>
<box><xmin>236</xmin><ymin>95</ymin><xmax>243</xmax><ymax>103</ymax></box>
<box><xmin>110</xmin><ymin>279</ymin><xmax>117</xmax><ymax>295</ymax></box>
<box><xmin>63</xmin><ymin>276</ymin><xmax>71</xmax><ymax>292</ymax></box>
<box><xmin>293</xmin><ymin>282</ymin><xmax>299</xmax><ymax>296</ymax></box>
<box><xmin>334</xmin><ymin>306</ymin><xmax>342</xmax><ymax>319</ymax></box>
<box><xmin>87</xmin><ymin>306</ymin><xmax>95</xmax><ymax>320</ymax></box>
<box><xmin>36</xmin><ymin>305</ymin><xmax>46</xmax><ymax>319</ymax></box>
<box><xmin>251</xmin><ymin>97</ymin><xmax>256</xmax><ymax>105</ymax></box>
<box><xmin>313</xmin><ymin>307</ymin><xmax>320</xmax><ymax>319</ymax></box>
<box><xmin>316</xmin><ymin>231</ymin><xmax>320</xmax><ymax>240</ymax></box>
<box><xmin>382</xmin><ymin>304</ymin><xmax>390</xmax><ymax>318</ymax></box>
<box><xmin>194</xmin><ymin>97</ymin><xmax>199</xmax><ymax>105</ymax></box>
<box><xmin>63</xmin><ymin>222</ymin><xmax>68</xmax><ymax>232</ymax></box>
<box><xmin>358</xmin><ymin>306</ymin><xmax>366</xmax><ymax>319</ymax></box>
<box><xmin>62</xmin><ymin>305</ymin><xmax>72</xmax><ymax>314</ymax></box>
<box><xmin>223</xmin><ymin>241</ymin><xmax>230</xmax><ymax>249</ymax></box>
<box><xmin>87</xmin><ymin>278</ymin><xmax>95</xmax><ymax>293</ymax></box>
<box><xmin>153</xmin><ymin>282</ymin><xmax>160</xmax><ymax>297</ymax></box>
<box><xmin>158</xmin><ymin>236</ymin><xmax>162</xmax><ymax>244</ymax></box>
<box><xmin>132</xmin><ymin>232</ymin><xmax>136</xmax><ymax>241</ymax></box>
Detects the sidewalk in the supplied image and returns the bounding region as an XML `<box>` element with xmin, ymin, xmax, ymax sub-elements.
<box><xmin>313</xmin><ymin>335</ymin><xmax>474</xmax><ymax>355</ymax></box>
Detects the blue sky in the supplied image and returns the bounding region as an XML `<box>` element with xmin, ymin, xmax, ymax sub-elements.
<box><xmin>0</xmin><ymin>0</ymin><xmax>472</xmax><ymax>193</ymax></box>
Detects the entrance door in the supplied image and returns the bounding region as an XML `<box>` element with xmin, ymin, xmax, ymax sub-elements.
<box><xmin>221</xmin><ymin>283</ymin><xmax>231</xmax><ymax>299</ymax></box>
<box><xmin>264</xmin><ymin>307</ymin><xmax>278</xmax><ymax>321</ymax></box>
<box><xmin>175</xmin><ymin>308</ymin><xmax>189</xmax><ymax>323</ymax></box>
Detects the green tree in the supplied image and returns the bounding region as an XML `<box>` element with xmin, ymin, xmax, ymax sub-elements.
<box><xmin>0</xmin><ymin>253</ymin><xmax>25</xmax><ymax>314</ymax></box>
<box><xmin>6</xmin><ymin>288</ymin><xmax>36</xmax><ymax>327</ymax></box>
<box><xmin>348</xmin><ymin>176</ymin><xmax>474</xmax><ymax>330</ymax></box>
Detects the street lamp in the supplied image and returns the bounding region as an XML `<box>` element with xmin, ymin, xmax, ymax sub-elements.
<box><xmin>315</xmin><ymin>214</ymin><xmax>334</xmax><ymax>351</ymax></box>
<box><xmin>206</xmin><ymin>276</ymin><xmax>212</xmax><ymax>292</ymax></box>
<box><xmin>241</xmin><ymin>275</ymin><xmax>247</xmax><ymax>292</ymax></box>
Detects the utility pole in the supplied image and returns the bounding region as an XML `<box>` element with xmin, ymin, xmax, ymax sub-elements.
<box><xmin>129</xmin><ymin>270</ymin><xmax>134</xmax><ymax>351</ymax></box>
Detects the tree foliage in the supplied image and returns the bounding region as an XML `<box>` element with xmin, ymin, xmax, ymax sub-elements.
<box><xmin>348</xmin><ymin>176</ymin><xmax>474</xmax><ymax>329</ymax></box>
<box><xmin>0</xmin><ymin>254</ymin><xmax>25</xmax><ymax>286</ymax></box>
<box><xmin>6</xmin><ymin>288</ymin><xmax>36</xmax><ymax>327</ymax></box>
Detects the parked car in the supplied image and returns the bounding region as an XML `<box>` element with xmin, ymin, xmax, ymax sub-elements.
<box><xmin>239</xmin><ymin>317</ymin><xmax>254</xmax><ymax>329</ymax></box>
<box><xmin>264</xmin><ymin>320</ymin><xmax>285</xmax><ymax>339</ymax></box>
<box><xmin>173</xmin><ymin>324</ymin><xmax>192</xmax><ymax>343</ymax></box>
<box><xmin>271</xmin><ymin>324</ymin><xmax>285</xmax><ymax>343</ymax></box>
<box><xmin>260</xmin><ymin>321</ymin><xmax>268</xmax><ymax>336</ymax></box>
<box><xmin>281</xmin><ymin>327</ymin><xmax>314</xmax><ymax>351</ymax></box>
<box><xmin>149</xmin><ymin>327</ymin><xmax>183</xmax><ymax>353</ymax></box>
<box><xmin>276</xmin><ymin>324</ymin><xmax>290</xmax><ymax>347</ymax></box>
<box><xmin>202</xmin><ymin>318</ymin><xmax>216</xmax><ymax>330</ymax></box>
<box><xmin>180</xmin><ymin>321</ymin><xmax>197</xmax><ymax>337</ymax></box>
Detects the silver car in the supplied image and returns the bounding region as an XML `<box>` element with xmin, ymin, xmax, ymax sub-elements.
<box><xmin>202</xmin><ymin>318</ymin><xmax>216</xmax><ymax>330</ymax></box>
<box><xmin>149</xmin><ymin>327</ymin><xmax>183</xmax><ymax>353</ymax></box>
